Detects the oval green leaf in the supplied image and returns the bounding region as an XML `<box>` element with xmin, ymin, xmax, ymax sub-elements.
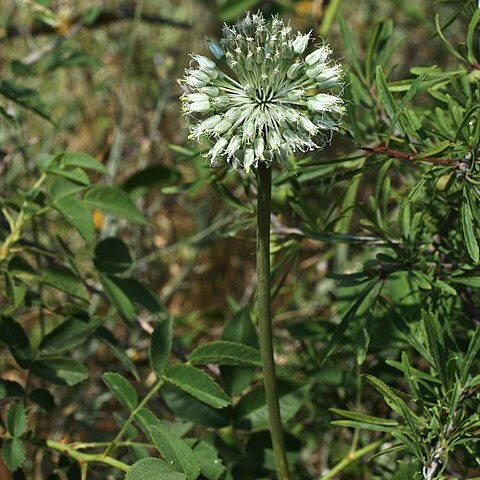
<box><xmin>149</xmin><ymin>318</ymin><xmax>172</xmax><ymax>378</ymax></box>
<box><xmin>165</xmin><ymin>364</ymin><xmax>230</xmax><ymax>409</ymax></box>
<box><xmin>125</xmin><ymin>458</ymin><xmax>187</xmax><ymax>480</ymax></box>
<box><xmin>103</xmin><ymin>372</ymin><xmax>138</xmax><ymax>411</ymax></box>
<box><xmin>84</xmin><ymin>186</ymin><xmax>147</xmax><ymax>224</ymax></box>
<box><xmin>190</xmin><ymin>341</ymin><xmax>261</xmax><ymax>366</ymax></box>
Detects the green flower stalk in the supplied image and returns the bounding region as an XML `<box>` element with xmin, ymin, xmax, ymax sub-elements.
<box><xmin>181</xmin><ymin>11</ymin><xmax>344</xmax><ymax>480</ymax></box>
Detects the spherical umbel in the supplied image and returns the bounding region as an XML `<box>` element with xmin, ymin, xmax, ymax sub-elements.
<box><xmin>181</xmin><ymin>11</ymin><xmax>345</xmax><ymax>172</ymax></box>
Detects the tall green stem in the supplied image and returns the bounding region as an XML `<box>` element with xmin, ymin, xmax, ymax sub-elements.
<box><xmin>257</xmin><ymin>162</ymin><xmax>290</xmax><ymax>480</ymax></box>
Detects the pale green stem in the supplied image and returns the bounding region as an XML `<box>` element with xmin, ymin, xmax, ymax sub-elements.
<box><xmin>102</xmin><ymin>378</ymin><xmax>163</xmax><ymax>458</ymax></box>
<box><xmin>0</xmin><ymin>172</ymin><xmax>47</xmax><ymax>261</ymax></box>
<box><xmin>319</xmin><ymin>439</ymin><xmax>384</xmax><ymax>480</ymax></box>
<box><xmin>45</xmin><ymin>440</ymin><xmax>129</xmax><ymax>472</ymax></box>
<box><xmin>257</xmin><ymin>162</ymin><xmax>290</xmax><ymax>480</ymax></box>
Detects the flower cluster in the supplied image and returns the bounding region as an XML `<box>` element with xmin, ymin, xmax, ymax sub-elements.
<box><xmin>181</xmin><ymin>11</ymin><xmax>344</xmax><ymax>171</ymax></box>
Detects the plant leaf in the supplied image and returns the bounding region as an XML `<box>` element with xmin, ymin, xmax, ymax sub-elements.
<box><xmin>42</xmin><ymin>267</ymin><xmax>88</xmax><ymax>301</ymax></box>
<box><xmin>125</xmin><ymin>458</ymin><xmax>187</xmax><ymax>480</ymax></box>
<box><xmin>2</xmin><ymin>438</ymin><xmax>26</xmax><ymax>472</ymax></box>
<box><xmin>103</xmin><ymin>372</ymin><xmax>138</xmax><ymax>411</ymax></box>
<box><xmin>54</xmin><ymin>195</ymin><xmax>94</xmax><ymax>242</ymax></box>
<box><xmin>190</xmin><ymin>341</ymin><xmax>261</xmax><ymax>366</ymax></box>
<box><xmin>0</xmin><ymin>315</ymin><xmax>33</xmax><ymax>368</ymax></box>
<box><xmin>84</xmin><ymin>186</ymin><xmax>147</xmax><ymax>224</ymax></box>
<box><xmin>31</xmin><ymin>358</ymin><xmax>88</xmax><ymax>386</ymax></box>
<box><xmin>135</xmin><ymin>408</ymin><xmax>200</xmax><ymax>480</ymax></box>
<box><xmin>39</xmin><ymin>316</ymin><xmax>102</xmax><ymax>354</ymax></box>
<box><xmin>149</xmin><ymin>318</ymin><xmax>172</xmax><ymax>378</ymax></box>
<box><xmin>60</xmin><ymin>152</ymin><xmax>106</xmax><ymax>173</ymax></box>
<box><xmin>94</xmin><ymin>237</ymin><xmax>133</xmax><ymax>273</ymax></box>
<box><xmin>165</xmin><ymin>364</ymin><xmax>230</xmax><ymax>409</ymax></box>
<box><xmin>6</xmin><ymin>401</ymin><xmax>28</xmax><ymax>437</ymax></box>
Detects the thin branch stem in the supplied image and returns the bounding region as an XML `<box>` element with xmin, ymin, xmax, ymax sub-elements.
<box><xmin>102</xmin><ymin>378</ymin><xmax>163</xmax><ymax>458</ymax></box>
<box><xmin>256</xmin><ymin>162</ymin><xmax>290</xmax><ymax>480</ymax></box>
<box><xmin>319</xmin><ymin>439</ymin><xmax>384</xmax><ymax>480</ymax></box>
<box><xmin>0</xmin><ymin>172</ymin><xmax>46</xmax><ymax>262</ymax></box>
<box><xmin>45</xmin><ymin>440</ymin><xmax>129</xmax><ymax>472</ymax></box>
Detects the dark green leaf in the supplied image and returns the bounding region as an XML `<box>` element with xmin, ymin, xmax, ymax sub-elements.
<box><xmin>40</xmin><ymin>316</ymin><xmax>102</xmax><ymax>355</ymax></box>
<box><xmin>165</xmin><ymin>364</ymin><xmax>230</xmax><ymax>409</ymax></box>
<box><xmin>31</xmin><ymin>358</ymin><xmax>88</xmax><ymax>386</ymax></box>
<box><xmin>99</xmin><ymin>275</ymin><xmax>136</xmax><ymax>324</ymax></box>
<box><xmin>122</xmin><ymin>165</ymin><xmax>181</xmax><ymax>198</ymax></box>
<box><xmin>48</xmin><ymin>178</ymin><xmax>88</xmax><ymax>200</ymax></box>
<box><xmin>7</xmin><ymin>256</ymin><xmax>36</xmax><ymax>280</ymax></box>
<box><xmin>28</xmin><ymin>388</ymin><xmax>55</xmax><ymax>411</ymax></box>
<box><xmin>375</xmin><ymin>65</ymin><xmax>396</xmax><ymax>120</ymax></box>
<box><xmin>60</xmin><ymin>152</ymin><xmax>106</xmax><ymax>173</ymax></box>
<box><xmin>0</xmin><ymin>315</ymin><xmax>33</xmax><ymax>368</ymax></box>
<box><xmin>94</xmin><ymin>237</ymin><xmax>133</xmax><ymax>273</ymax></box>
<box><xmin>190</xmin><ymin>341</ymin><xmax>261</xmax><ymax>366</ymax></box>
<box><xmin>96</xmin><ymin>327</ymin><xmax>139</xmax><ymax>379</ymax></box>
<box><xmin>0</xmin><ymin>380</ymin><xmax>24</xmax><ymax>399</ymax></box>
<box><xmin>54</xmin><ymin>195</ymin><xmax>95</xmax><ymax>242</ymax></box>
<box><xmin>462</xmin><ymin>193</ymin><xmax>479</xmax><ymax>262</ymax></box>
<box><xmin>103</xmin><ymin>372</ymin><xmax>138</xmax><ymax>411</ymax></box>
<box><xmin>161</xmin><ymin>385</ymin><xmax>229</xmax><ymax>428</ymax></box>
<box><xmin>191</xmin><ymin>440</ymin><xmax>225</xmax><ymax>480</ymax></box>
<box><xmin>47</xmin><ymin>165</ymin><xmax>91</xmax><ymax>185</ymax></box>
<box><xmin>84</xmin><ymin>186</ymin><xmax>147</xmax><ymax>224</ymax></box>
<box><xmin>422</xmin><ymin>310</ymin><xmax>448</xmax><ymax>387</ymax></box>
<box><xmin>331</xmin><ymin>408</ymin><xmax>399</xmax><ymax>427</ymax></box>
<box><xmin>118</xmin><ymin>278</ymin><xmax>165</xmax><ymax>314</ymax></box>
<box><xmin>466</xmin><ymin>9</ymin><xmax>480</xmax><ymax>64</ymax></box>
<box><xmin>386</xmin><ymin>67</ymin><xmax>435</xmax><ymax>143</ymax></box>
<box><xmin>0</xmin><ymin>79</ymin><xmax>53</xmax><ymax>123</ymax></box>
<box><xmin>125</xmin><ymin>458</ymin><xmax>187</xmax><ymax>480</ymax></box>
<box><xmin>6</xmin><ymin>401</ymin><xmax>28</xmax><ymax>437</ymax></box>
<box><xmin>461</xmin><ymin>327</ymin><xmax>480</xmax><ymax>384</ymax></box>
<box><xmin>2</xmin><ymin>438</ymin><xmax>26</xmax><ymax>472</ymax></box>
<box><xmin>4</xmin><ymin>271</ymin><xmax>26</xmax><ymax>309</ymax></box>
<box><xmin>149</xmin><ymin>318</ymin><xmax>172</xmax><ymax>378</ymax></box>
<box><xmin>135</xmin><ymin>409</ymin><xmax>200</xmax><ymax>480</ymax></box>
<box><xmin>42</xmin><ymin>267</ymin><xmax>88</xmax><ymax>301</ymax></box>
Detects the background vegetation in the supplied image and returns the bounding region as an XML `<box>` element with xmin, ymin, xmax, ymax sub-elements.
<box><xmin>1</xmin><ymin>0</ymin><xmax>480</xmax><ymax>479</ymax></box>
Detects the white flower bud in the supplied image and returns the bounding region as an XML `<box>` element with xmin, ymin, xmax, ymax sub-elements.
<box><xmin>192</xmin><ymin>54</ymin><xmax>216</xmax><ymax>69</ymax></box>
<box><xmin>308</xmin><ymin>93</ymin><xmax>342</xmax><ymax>113</ymax></box>
<box><xmin>213</xmin><ymin>117</ymin><xmax>232</xmax><ymax>134</ymax></box>
<box><xmin>208</xmin><ymin>137</ymin><xmax>228</xmax><ymax>165</ymax></box>
<box><xmin>214</xmin><ymin>95</ymin><xmax>231</xmax><ymax>109</ymax></box>
<box><xmin>316</xmin><ymin>65</ymin><xmax>342</xmax><ymax>89</ymax></box>
<box><xmin>187</xmin><ymin>93</ymin><xmax>211</xmax><ymax>112</ymax></box>
<box><xmin>201</xmin><ymin>86</ymin><xmax>220</xmax><ymax>97</ymax></box>
<box><xmin>292</xmin><ymin>31</ymin><xmax>311</xmax><ymax>54</ymax></box>
<box><xmin>208</xmin><ymin>40</ymin><xmax>225</xmax><ymax>59</ymax></box>
<box><xmin>244</xmin><ymin>148</ymin><xmax>256</xmax><ymax>172</ymax></box>
<box><xmin>254</xmin><ymin>137</ymin><xmax>265</xmax><ymax>159</ymax></box>
<box><xmin>299</xmin><ymin>115</ymin><xmax>318</xmax><ymax>134</ymax></box>
<box><xmin>287</xmin><ymin>62</ymin><xmax>303</xmax><ymax>79</ymax></box>
<box><xmin>305</xmin><ymin>46</ymin><xmax>330</xmax><ymax>65</ymax></box>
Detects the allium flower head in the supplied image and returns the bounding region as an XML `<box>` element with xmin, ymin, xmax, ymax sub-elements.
<box><xmin>181</xmin><ymin>11</ymin><xmax>344</xmax><ymax>172</ymax></box>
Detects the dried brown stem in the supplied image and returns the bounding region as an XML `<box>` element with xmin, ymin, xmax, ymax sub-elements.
<box><xmin>361</xmin><ymin>146</ymin><xmax>460</xmax><ymax>167</ymax></box>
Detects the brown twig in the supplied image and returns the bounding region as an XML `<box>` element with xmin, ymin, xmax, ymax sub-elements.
<box><xmin>1</xmin><ymin>6</ymin><xmax>190</xmax><ymax>42</ymax></box>
<box><xmin>361</xmin><ymin>146</ymin><xmax>460</xmax><ymax>167</ymax></box>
